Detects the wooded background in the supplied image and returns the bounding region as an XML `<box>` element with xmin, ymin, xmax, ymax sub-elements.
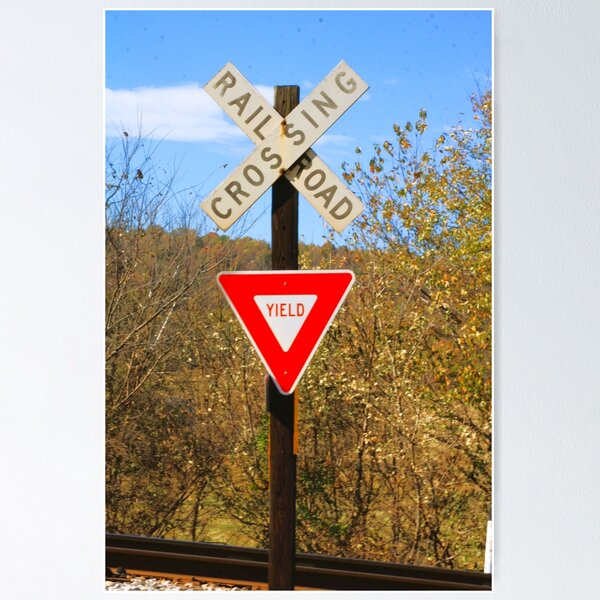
<box><xmin>106</xmin><ymin>90</ymin><xmax>491</xmax><ymax>570</ymax></box>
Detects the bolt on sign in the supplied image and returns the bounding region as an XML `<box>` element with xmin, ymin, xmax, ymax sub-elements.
<box><xmin>218</xmin><ymin>270</ymin><xmax>355</xmax><ymax>394</ymax></box>
<box><xmin>201</xmin><ymin>61</ymin><xmax>368</xmax><ymax>232</ymax></box>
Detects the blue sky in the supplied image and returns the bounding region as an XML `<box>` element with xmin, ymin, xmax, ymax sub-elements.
<box><xmin>105</xmin><ymin>9</ymin><xmax>492</xmax><ymax>244</ymax></box>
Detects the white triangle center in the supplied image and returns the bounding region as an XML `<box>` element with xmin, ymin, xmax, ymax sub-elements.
<box><xmin>254</xmin><ymin>294</ymin><xmax>318</xmax><ymax>352</ymax></box>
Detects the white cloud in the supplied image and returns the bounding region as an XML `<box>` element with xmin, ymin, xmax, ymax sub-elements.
<box><xmin>254</xmin><ymin>85</ymin><xmax>274</xmax><ymax>104</ymax></box>
<box><xmin>314</xmin><ymin>133</ymin><xmax>354</xmax><ymax>148</ymax></box>
<box><xmin>105</xmin><ymin>83</ymin><xmax>276</xmax><ymax>143</ymax></box>
<box><xmin>105</xmin><ymin>83</ymin><xmax>361</xmax><ymax>153</ymax></box>
<box><xmin>105</xmin><ymin>83</ymin><xmax>247</xmax><ymax>143</ymax></box>
<box><xmin>312</xmin><ymin>133</ymin><xmax>357</xmax><ymax>167</ymax></box>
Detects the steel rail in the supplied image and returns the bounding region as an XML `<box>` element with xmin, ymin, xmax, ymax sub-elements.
<box><xmin>106</xmin><ymin>533</ymin><xmax>491</xmax><ymax>591</ymax></box>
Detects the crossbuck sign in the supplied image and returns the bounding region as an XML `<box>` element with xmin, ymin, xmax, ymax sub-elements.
<box><xmin>201</xmin><ymin>61</ymin><xmax>369</xmax><ymax>232</ymax></box>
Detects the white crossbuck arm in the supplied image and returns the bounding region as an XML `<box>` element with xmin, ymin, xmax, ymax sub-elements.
<box><xmin>201</xmin><ymin>61</ymin><xmax>368</xmax><ymax>232</ymax></box>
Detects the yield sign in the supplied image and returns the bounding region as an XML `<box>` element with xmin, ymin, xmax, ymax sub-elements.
<box><xmin>217</xmin><ymin>270</ymin><xmax>355</xmax><ymax>394</ymax></box>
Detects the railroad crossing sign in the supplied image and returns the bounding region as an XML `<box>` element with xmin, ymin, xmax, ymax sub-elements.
<box><xmin>201</xmin><ymin>61</ymin><xmax>368</xmax><ymax>232</ymax></box>
<box><xmin>217</xmin><ymin>270</ymin><xmax>355</xmax><ymax>394</ymax></box>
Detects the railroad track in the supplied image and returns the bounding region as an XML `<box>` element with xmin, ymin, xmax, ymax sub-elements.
<box><xmin>106</xmin><ymin>533</ymin><xmax>491</xmax><ymax>591</ymax></box>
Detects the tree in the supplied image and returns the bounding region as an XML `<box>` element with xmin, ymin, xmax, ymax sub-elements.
<box><xmin>105</xmin><ymin>131</ymin><xmax>236</xmax><ymax>536</ymax></box>
<box><xmin>104</xmin><ymin>90</ymin><xmax>492</xmax><ymax>570</ymax></box>
<box><xmin>293</xmin><ymin>90</ymin><xmax>492</xmax><ymax>567</ymax></box>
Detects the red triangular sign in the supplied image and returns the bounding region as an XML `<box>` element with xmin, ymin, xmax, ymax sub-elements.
<box><xmin>217</xmin><ymin>270</ymin><xmax>355</xmax><ymax>394</ymax></box>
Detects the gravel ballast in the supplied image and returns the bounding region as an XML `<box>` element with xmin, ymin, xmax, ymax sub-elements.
<box><xmin>105</xmin><ymin>575</ymin><xmax>255</xmax><ymax>591</ymax></box>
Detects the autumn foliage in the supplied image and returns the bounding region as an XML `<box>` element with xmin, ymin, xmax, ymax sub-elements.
<box><xmin>106</xmin><ymin>90</ymin><xmax>492</xmax><ymax>569</ymax></box>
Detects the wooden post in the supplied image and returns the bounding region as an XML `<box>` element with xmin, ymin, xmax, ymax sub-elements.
<box><xmin>268</xmin><ymin>85</ymin><xmax>299</xmax><ymax>591</ymax></box>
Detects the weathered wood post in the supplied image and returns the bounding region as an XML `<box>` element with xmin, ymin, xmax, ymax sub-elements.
<box><xmin>268</xmin><ymin>85</ymin><xmax>299</xmax><ymax>590</ymax></box>
<box><xmin>202</xmin><ymin>61</ymin><xmax>368</xmax><ymax>591</ymax></box>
